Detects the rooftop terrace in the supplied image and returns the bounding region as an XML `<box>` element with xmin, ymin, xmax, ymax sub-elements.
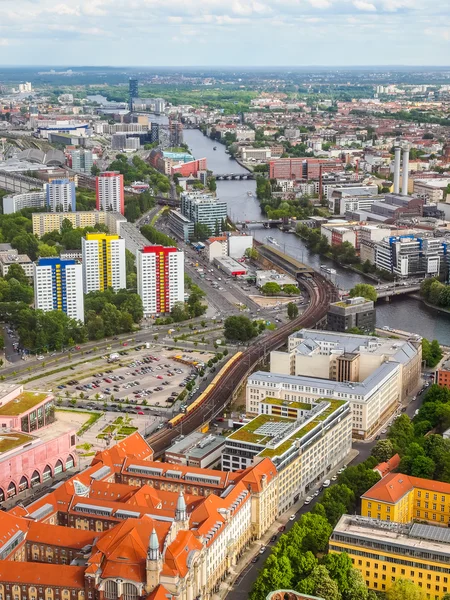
<box><xmin>0</xmin><ymin>432</ymin><xmax>34</xmax><ymax>453</ymax></box>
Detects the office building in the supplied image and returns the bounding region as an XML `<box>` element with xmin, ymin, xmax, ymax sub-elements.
<box><xmin>45</xmin><ymin>179</ymin><xmax>76</xmax><ymax>212</ymax></box>
<box><xmin>0</xmin><ymin>432</ymin><xmax>278</xmax><ymax>600</ymax></box>
<box><xmin>374</xmin><ymin>234</ymin><xmax>447</xmax><ymax>279</ymax></box>
<box><xmin>3</xmin><ymin>191</ymin><xmax>45</xmax><ymax>214</ymax></box>
<box><xmin>136</xmin><ymin>245</ymin><xmax>184</xmax><ymax>316</ymax></box>
<box><xmin>96</xmin><ymin>171</ymin><xmax>124</xmax><ymax>214</ymax></box>
<box><xmin>223</xmin><ymin>396</ymin><xmax>352</xmax><ymax>514</ymax></box>
<box><xmin>250</xmin><ymin>329</ymin><xmax>421</xmax><ymax>438</ymax></box>
<box><xmin>81</xmin><ymin>233</ymin><xmax>126</xmax><ymax>293</ymax></box>
<box><xmin>0</xmin><ymin>252</ymin><xmax>34</xmax><ymax>278</ymax></box>
<box><xmin>129</xmin><ymin>77</ymin><xmax>138</xmax><ymax>110</ymax></box>
<box><xmin>180</xmin><ymin>191</ymin><xmax>228</xmax><ymax>238</ymax></box>
<box><xmin>327</xmin><ymin>297</ymin><xmax>375</xmax><ymax>332</ymax></box>
<box><xmin>32</xmin><ymin>211</ymin><xmax>126</xmax><ymax>238</ymax></box>
<box><xmin>330</xmin><ymin>514</ymin><xmax>450</xmax><ymax>598</ymax></box>
<box><xmin>68</xmin><ymin>149</ymin><xmax>93</xmax><ymax>174</ymax></box>
<box><xmin>361</xmin><ymin>472</ymin><xmax>450</xmax><ymax>525</ymax></box>
<box><xmin>34</xmin><ymin>257</ymin><xmax>84</xmax><ymax>322</ymax></box>
<box><xmin>165</xmin><ymin>432</ymin><xmax>226</xmax><ymax>469</ymax></box>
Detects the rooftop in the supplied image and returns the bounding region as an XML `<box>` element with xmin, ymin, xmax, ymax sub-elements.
<box><xmin>362</xmin><ymin>472</ymin><xmax>450</xmax><ymax>504</ymax></box>
<box><xmin>0</xmin><ymin>391</ymin><xmax>50</xmax><ymax>416</ymax></box>
<box><xmin>0</xmin><ymin>432</ymin><xmax>35</xmax><ymax>453</ymax></box>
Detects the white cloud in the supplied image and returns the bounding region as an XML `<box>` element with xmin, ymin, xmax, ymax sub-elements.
<box><xmin>354</xmin><ymin>0</ymin><xmax>377</xmax><ymax>11</ymax></box>
<box><xmin>0</xmin><ymin>38</ymin><xmax>9</xmax><ymax>46</ymax></box>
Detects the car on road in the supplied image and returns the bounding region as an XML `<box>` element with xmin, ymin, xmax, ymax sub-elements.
<box><xmin>289</xmin><ymin>514</ymin><xmax>296</xmax><ymax>521</ymax></box>
<box><xmin>331</xmin><ymin>475</ymin><xmax>338</xmax><ymax>481</ymax></box>
<box><xmin>270</xmin><ymin>535</ymin><xmax>277</xmax><ymax>543</ymax></box>
<box><xmin>381</xmin><ymin>429</ymin><xmax>387</xmax><ymax>434</ymax></box>
<box><xmin>251</xmin><ymin>556</ymin><xmax>259</xmax><ymax>564</ymax></box>
<box><xmin>323</xmin><ymin>479</ymin><xmax>331</xmax><ymax>488</ymax></box>
<box><xmin>37</xmin><ymin>355</ymin><xmax>44</xmax><ymax>360</ymax></box>
<box><xmin>313</xmin><ymin>490</ymin><xmax>320</xmax><ymax>497</ymax></box>
<box><xmin>259</xmin><ymin>546</ymin><xmax>266</xmax><ymax>554</ymax></box>
<box><xmin>303</xmin><ymin>496</ymin><xmax>313</xmax><ymax>505</ymax></box>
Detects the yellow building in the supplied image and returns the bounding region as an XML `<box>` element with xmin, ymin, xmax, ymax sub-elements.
<box><xmin>81</xmin><ymin>233</ymin><xmax>126</xmax><ymax>293</ymax></box>
<box><xmin>32</xmin><ymin>211</ymin><xmax>126</xmax><ymax>237</ymax></box>
<box><xmin>330</xmin><ymin>515</ymin><xmax>450</xmax><ymax>599</ymax></box>
<box><xmin>361</xmin><ymin>473</ymin><xmax>450</xmax><ymax>526</ymax></box>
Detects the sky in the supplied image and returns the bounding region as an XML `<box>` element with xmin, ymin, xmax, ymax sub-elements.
<box><xmin>0</xmin><ymin>0</ymin><xmax>449</xmax><ymax>66</ymax></box>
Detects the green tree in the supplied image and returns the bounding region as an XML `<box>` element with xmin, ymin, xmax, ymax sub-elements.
<box><xmin>224</xmin><ymin>316</ymin><xmax>258</xmax><ymax>342</ymax></box>
<box><xmin>261</xmin><ymin>282</ymin><xmax>281</xmax><ymax>296</ymax></box>
<box><xmin>4</xmin><ymin>263</ymin><xmax>29</xmax><ymax>285</ymax></box>
<box><xmin>371</xmin><ymin>439</ymin><xmax>396</xmax><ymax>462</ymax></box>
<box><xmin>299</xmin><ymin>565</ymin><xmax>341</xmax><ymax>600</ymax></box>
<box><xmin>410</xmin><ymin>455</ymin><xmax>436</xmax><ymax>478</ymax></box>
<box><xmin>349</xmin><ymin>284</ymin><xmax>377</xmax><ymax>302</ymax></box>
<box><xmin>386</xmin><ymin>579</ymin><xmax>424</xmax><ymax>600</ymax></box>
<box><xmin>388</xmin><ymin>414</ymin><xmax>415</xmax><ymax>455</ymax></box>
<box><xmin>287</xmin><ymin>302</ymin><xmax>299</xmax><ymax>320</ymax></box>
<box><xmin>245</xmin><ymin>247</ymin><xmax>258</xmax><ymax>260</ymax></box>
<box><xmin>38</xmin><ymin>243</ymin><xmax>59</xmax><ymax>257</ymax></box>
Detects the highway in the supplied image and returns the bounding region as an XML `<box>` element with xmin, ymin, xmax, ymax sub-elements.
<box><xmin>146</xmin><ymin>274</ymin><xmax>338</xmax><ymax>455</ymax></box>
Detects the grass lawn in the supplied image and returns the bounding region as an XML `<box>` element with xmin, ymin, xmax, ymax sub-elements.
<box><xmin>0</xmin><ymin>432</ymin><xmax>34</xmax><ymax>453</ymax></box>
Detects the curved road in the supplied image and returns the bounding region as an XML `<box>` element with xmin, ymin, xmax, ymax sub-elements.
<box><xmin>147</xmin><ymin>274</ymin><xmax>338</xmax><ymax>455</ymax></box>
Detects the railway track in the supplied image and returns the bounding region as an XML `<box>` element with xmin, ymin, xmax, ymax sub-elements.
<box><xmin>147</xmin><ymin>275</ymin><xmax>338</xmax><ymax>456</ymax></box>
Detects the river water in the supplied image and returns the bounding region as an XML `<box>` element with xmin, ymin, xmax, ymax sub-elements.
<box><xmin>183</xmin><ymin>128</ymin><xmax>450</xmax><ymax>344</ymax></box>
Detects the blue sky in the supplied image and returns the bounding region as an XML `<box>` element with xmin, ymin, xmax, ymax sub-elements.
<box><xmin>0</xmin><ymin>0</ymin><xmax>449</xmax><ymax>66</ymax></box>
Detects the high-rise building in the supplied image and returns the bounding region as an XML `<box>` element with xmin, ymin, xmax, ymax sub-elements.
<box><xmin>81</xmin><ymin>233</ymin><xmax>126</xmax><ymax>293</ymax></box>
<box><xmin>69</xmin><ymin>149</ymin><xmax>94</xmax><ymax>174</ymax></box>
<box><xmin>169</xmin><ymin>116</ymin><xmax>183</xmax><ymax>146</ymax></box>
<box><xmin>137</xmin><ymin>245</ymin><xmax>184</xmax><ymax>316</ymax></box>
<box><xmin>179</xmin><ymin>191</ymin><xmax>228</xmax><ymax>237</ymax></box>
<box><xmin>129</xmin><ymin>77</ymin><xmax>138</xmax><ymax>110</ymax></box>
<box><xmin>3</xmin><ymin>191</ymin><xmax>45</xmax><ymax>214</ymax></box>
<box><xmin>45</xmin><ymin>179</ymin><xmax>76</xmax><ymax>212</ymax></box>
<box><xmin>34</xmin><ymin>257</ymin><xmax>84</xmax><ymax>322</ymax></box>
<box><xmin>96</xmin><ymin>172</ymin><xmax>124</xmax><ymax>214</ymax></box>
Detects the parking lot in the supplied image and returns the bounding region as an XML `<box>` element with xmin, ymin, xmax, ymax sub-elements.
<box><xmin>28</xmin><ymin>345</ymin><xmax>216</xmax><ymax>416</ymax></box>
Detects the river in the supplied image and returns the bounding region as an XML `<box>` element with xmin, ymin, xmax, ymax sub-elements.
<box><xmin>183</xmin><ymin>128</ymin><xmax>450</xmax><ymax>344</ymax></box>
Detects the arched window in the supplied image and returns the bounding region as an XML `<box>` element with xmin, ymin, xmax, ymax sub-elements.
<box><xmin>31</xmin><ymin>471</ymin><xmax>40</xmax><ymax>487</ymax></box>
<box><xmin>42</xmin><ymin>465</ymin><xmax>52</xmax><ymax>482</ymax></box>
<box><xmin>54</xmin><ymin>460</ymin><xmax>63</xmax><ymax>475</ymax></box>
<box><xmin>0</xmin><ymin>487</ymin><xmax>5</xmax><ymax>502</ymax></box>
<box><xmin>18</xmin><ymin>476</ymin><xmax>28</xmax><ymax>492</ymax></box>
<box><xmin>65</xmin><ymin>455</ymin><xmax>74</xmax><ymax>469</ymax></box>
<box><xmin>7</xmin><ymin>481</ymin><xmax>16</xmax><ymax>498</ymax></box>
<box><xmin>104</xmin><ymin>581</ymin><xmax>118</xmax><ymax>600</ymax></box>
<box><xmin>123</xmin><ymin>584</ymin><xmax>137</xmax><ymax>600</ymax></box>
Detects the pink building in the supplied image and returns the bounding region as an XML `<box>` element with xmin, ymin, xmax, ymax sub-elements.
<box><xmin>171</xmin><ymin>158</ymin><xmax>207</xmax><ymax>178</ymax></box>
<box><xmin>0</xmin><ymin>385</ymin><xmax>77</xmax><ymax>502</ymax></box>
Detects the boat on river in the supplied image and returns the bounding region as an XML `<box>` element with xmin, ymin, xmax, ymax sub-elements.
<box><xmin>267</xmin><ymin>236</ymin><xmax>280</xmax><ymax>247</ymax></box>
<box><xmin>213</xmin><ymin>146</ymin><xmax>217</xmax><ymax>150</ymax></box>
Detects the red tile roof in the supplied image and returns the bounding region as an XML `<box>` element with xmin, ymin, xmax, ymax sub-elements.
<box><xmin>374</xmin><ymin>454</ymin><xmax>401</xmax><ymax>478</ymax></box>
<box><xmin>0</xmin><ymin>563</ymin><xmax>85</xmax><ymax>588</ymax></box>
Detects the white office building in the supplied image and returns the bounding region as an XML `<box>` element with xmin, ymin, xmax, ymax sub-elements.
<box><xmin>34</xmin><ymin>258</ymin><xmax>84</xmax><ymax>323</ymax></box>
<box><xmin>137</xmin><ymin>245</ymin><xmax>184</xmax><ymax>316</ymax></box>
<box><xmin>96</xmin><ymin>172</ymin><xmax>124</xmax><ymax>214</ymax></box>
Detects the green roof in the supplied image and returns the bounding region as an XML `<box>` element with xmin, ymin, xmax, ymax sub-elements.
<box><xmin>263</xmin><ymin>397</ymin><xmax>313</xmax><ymax>410</ymax></box>
<box><xmin>0</xmin><ymin>432</ymin><xmax>34</xmax><ymax>453</ymax></box>
<box><xmin>0</xmin><ymin>391</ymin><xmax>50</xmax><ymax>416</ymax></box>
<box><xmin>228</xmin><ymin>398</ymin><xmax>347</xmax><ymax>459</ymax></box>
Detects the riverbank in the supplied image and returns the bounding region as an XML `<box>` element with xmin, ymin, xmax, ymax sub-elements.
<box><xmin>410</xmin><ymin>293</ymin><xmax>450</xmax><ymax>316</ymax></box>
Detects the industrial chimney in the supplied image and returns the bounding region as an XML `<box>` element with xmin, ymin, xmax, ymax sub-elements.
<box><xmin>402</xmin><ymin>143</ymin><xmax>410</xmax><ymax>196</ymax></box>
<box><xmin>393</xmin><ymin>145</ymin><xmax>401</xmax><ymax>194</ymax></box>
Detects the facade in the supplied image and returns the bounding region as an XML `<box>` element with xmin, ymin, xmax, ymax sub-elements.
<box><xmin>0</xmin><ymin>433</ymin><xmax>278</xmax><ymax>600</ymax></box>
<box><xmin>361</xmin><ymin>472</ymin><xmax>450</xmax><ymax>525</ymax></box>
<box><xmin>257</xmin><ymin>330</ymin><xmax>421</xmax><ymax>438</ymax></box>
<box><xmin>3</xmin><ymin>191</ymin><xmax>45</xmax><ymax>214</ymax></box>
<box><xmin>96</xmin><ymin>172</ymin><xmax>124</xmax><ymax>215</ymax></box>
<box><xmin>330</xmin><ymin>514</ymin><xmax>450</xmax><ymax>598</ymax></box>
<box><xmin>32</xmin><ymin>211</ymin><xmax>126</xmax><ymax>238</ymax></box>
<box><xmin>374</xmin><ymin>234</ymin><xmax>447</xmax><ymax>279</ymax></box>
<box><xmin>0</xmin><ymin>384</ymin><xmax>76</xmax><ymax>501</ymax></box>
<box><xmin>136</xmin><ymin>245</ymin><xmax>184</xmax><ymax>316</ymax></box>
<box><xmin>329</xmin><ymin>187</ymin><xmax>381</xmax><ymax>216</ymax></box>
<box><xmin>119</xmin><ymin>222</ymin><xmax>152</xmax><ymax>256</ymax></box>
<box><xmin>69</xmin><ymin>149</ymin><xmax>93</xmax><ymax>174</ymax></box>
<box><xmin>223</xmin><ymin>397</ymin><xmax>352</xmax><ymax>514</ymax></box>
<box><xmin>205</xmin><ymin>236</ymin><xmax>228</xmax><ymax>262</ymax></box>
<box><xmin>81</xmin><ymin>233</ymin><xmax>126</xmax><ymax>293</ymax></box>
<box><xmin>168</xmin><ymin>210</ymin><xmax>194</xmax><ymax>242</ymax></box>
<box><xmin>45</xmin><ymin>179</ymin><xmax>76</xmax><ymax>212</ymax></box>
<box><xmin>327</xmin><ymin>297</ymin><xmax>375</xmax><ymax>333</ymax></box>
<box><xmin>171</xmin><ymin>158</ymin><xmax>207</xmax><ymax>178</ymax></box>
<box><xmin>34</xmin><ymin>257</ymin><xmax>84</xmax><ymax>322</ymax></box>
<box><xmin>436</xmin><ymin>368</ymin><xmax>450</xmax><ymax>389</ymax></box>
<box><xmin>129</xmin><ymin>77</ymin><xmax>138</xmax><ymax>109</ymax></box>
<box><xmin>228</xmin><ymin>234</ymin><xmax>253</xmax><ymax>259</ymax></box>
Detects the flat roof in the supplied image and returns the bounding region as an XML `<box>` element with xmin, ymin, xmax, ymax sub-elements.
<box><xmin>0</xmin><ymin>432</ymin><xmax>35</xmax><ymax>453</ymax></box>
<box><xmin>333</xmin><ymin>515</ymin><xmax>450</xmax><ymax>560</ymax></box>
<box><xmin>0</xmin><ymin>391</ymin><xmax>50</xmax><ymax>416</ymax></box>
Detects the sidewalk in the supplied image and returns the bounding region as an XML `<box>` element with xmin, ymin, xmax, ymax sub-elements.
<box><xmin>213</xmin><ymin>450</ymin><xmax>359</xmax><ymax>600</ymax></box>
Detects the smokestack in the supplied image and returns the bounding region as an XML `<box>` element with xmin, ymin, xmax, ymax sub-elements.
<box><xmin>393</xmin><ymin>145</ymin><xmax>401</xmax><ymax>194</ymax></box>
<box><xmin>402</xmin><ymin>144</ymin><xmax>410</xmax><ymax>196</ymax></box>
<box><xmin>319</xmin><ymin>164</ymin><xmax>323</xmax><ymax>203</ymax></box>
